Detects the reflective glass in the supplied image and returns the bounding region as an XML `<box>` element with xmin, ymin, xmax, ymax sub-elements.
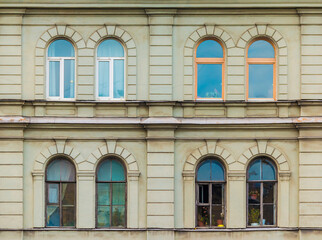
<box><xmin>47</xmin><ymin>159</ymin><xmax>75</xmax><ymax>182</ymax></box>
<box><xmin>113</xmin><ymin>59</ymin><xmax>124</xmax><ymax>98</ymax></box>
<box><xmin>212</xmin><ymin>184</ymin><xmax>223</xmax><ymax>204</ymax></box>
<box><xmin>197</xmin><ymin>40</ymin><xmax>223</xmax><ymax>58</ymax></box>
<box><xmin>62</xmin><ymin>206</ymin><xmax>75</xmax><ymax>226</ymax></box>
<box><xmin>263</xmin><ymin>182</ymin><xmax>275</xmax><ymax>203</ymax></box>
<box><xmin>197</xmin><ymin>64</ymin><xmax>222</xmax><ymax>98</ymax></box>
<box><xmin>46</xmin><ymin>205</ymin><xmax>60</xmax><ymax>227</ymax></box>
<box><xmin>97</xmin><ymin>39</ymin><xmax>124</xmax><ymax>57</ymax></box>
<box><xmin>212</xmin><ymin>205</ymin><xmax>224</xmax><ymax>227</ymax></box>
<box><xmin>211</xmin><ymin>161</ymin><xmax>224</xmax><ymax>181</ymax></box>
<box><xmin>248</xmin><ymin>160</ymin><xmax>261</xmax><ymax>181</ymax></box>
<box><xmin>263</xmin><ymin>204</ymin><xmax>275</xmax><ymax>225</ymax></box>
<box><xmin>64</xmin><ymin>59</ymin><xmax>75</xmax><ymax>98</ymax></box>
<box><xmin>97</xmin><ymin>160</ymin><xmax>112</xmax><ymax>181</ymax></box>
<box><xmin>248</xmin><ymin>40</ymin><xmax>275</xmax><ymax>58</ymax></box>
<box><xmin>49</xmin><ymin>61</ymin><xmax>60</xmax><ymax>97</ymax></box>
<box><xmin>198</xmin><ymin>185</ymin><xmax>209</xmax><ymax>204</ymax></box>
<box><xmin>112</xmin><ymin>183</ymin><xmax>125</xmax><ymax>205</ymax></box>
<box><xmin>249</xmin><ymin>64</ymin><xmax>273</xmax><ymax>98</ymax></box>
<box><xmin>111</xmin><ymin>160</ymin><xmax>125</xmax><ymax>181</ymax></box>
<box><xmin>197</xmin><ymin>206</ymin><xmax>210</xmax><ymax>227</ymax></box>
<box><xmin>62</xmin><ymin>183</ymin><xmax>75</xmax><ymax>205</ymax></box>
<box><xmin>248</xmin><ymin>205</ymin><xmax>260</xmax><ymax>226</ymax></box>
<box><xmin>197</xmin><ymin>160</ymin><xmax>211</xmax><ymax>181</ymax></box>
<box><xmin>111</xmin><ymin>206</ymin><xmax>125</xmax><ymax>227</ymax></box>
<box><xmin>98</xmin><ymin>61</ymin><xmax>110</xmax><ymax>97</ymax></box>
<box><xmin>48</xmin><ymin>39</ymin><xmax>75</xmax><ymax>57</ymax></box>
<box><xmin>97</xmin><ymin>183</ymin><xmax>110</xmax><ymax>205</ymax></box>
<box><xmin>48</xmin><ymin>184</ymin><xmax>59</xmax><ymax>204</ymax></box>
<box><xmin>47</xmin><ymin>160</ymin><xmax>61</xmax><ymax>181</ymax></box>
<box><xmin>262</xmin><ymin>159</ymin><xmax>276</xmax><ymax>180</ymax></box>
<box><xmin>97</xmin><ymin>206</ymin><xmax>110</xmax><ymax>227</ymax></box>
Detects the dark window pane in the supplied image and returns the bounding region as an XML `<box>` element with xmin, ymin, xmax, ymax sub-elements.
<box><xmin>248</xmin><ymin>160</ymin><xmax>261</xmax><ymax>181</ymax></box>
<box><xmin>197</xmin><ymin>160</ymin><xmax>211</xmax><ymax>181</ymax></box>
<box><xmin>212</xmin><ymin>184</ymin><xmax>223</xmax><ymax>204</ymax></box>
<box><xmin>97</xmin><ymin>160</ymin><xmax>112</xmax><ymax>181</ymax></box>
<box><xmin>263</xmin><ymin>182</ymin><xmax>275</xmax><ymax>203</ymax></box>
<box><xmin>111</xmin><ymin>206</ymin><xmax>125</xmax><ymax>227</ymax></box>
<box><xmin>111</xmin><ymin>160</ymin><xmax>125</xmax><ymax>181</ymax></box>
<box><xmin>97</xmin><ymin>206</ymin><xmax>110</xmax><ymax>227</ymax></box>
<box><xmin>97</xmin><ymin>183</ymin><xmax>110</xmax><ymax>205</ymax></box>
<box><xmin>62</xmin><ymin>183</ymin><xmax>75</xmax><ymax>205</ymax></box>
<box><xmin>48</xmin><ymin>184</ymin><xmax>59</xmax><ymax>204</ymax></box>
<box><xmin>263</xmin><ymin>204</ymin><xmax>275</xmax><ymax>225</ymax></box>
<box><xmin>62</xmin><ymin>206</ymin><xmax>75</xmax><ymax>227</ymax></box>
<box><xmin>248</xmin><ymin>205</ymin><xmax>260</xmax><ymax>226</ymax></box>
<box><xmin>63</xmin><ymin>59</ymin><xmax>75</xmax><ymax>99</ymax></box>
<box><xmin>48</xmin><ymin>39</ymin><xmax>75</xmax><ymax>57</ymax></box>
<box><xmin>197</xmin><ymin>40</ymin><xmax>223</xmax><ymax>58</ymax></box>
<box><xmin>97</xmin><ymin>39</ymin><xmax>124</xmax><ymax>57</ymax></box>
<box><xmin>197</xmin><ymin>64</ymin><xmax>222</xmax><ymax>98</ymax></box>
<box><xmin>49</xmin><ymin>61</ymin><xmax>60</xmax><ymax>97</ymax></box>
<box><xmin>248</xmin><ymin>40</ymin><xmax>275</xmax><ymax>58</ymax></box>
<box><xmin>262</xmin><ymin>159</ymin><xmax>276</xmax><ymax>180</ymax></box>
<box><xmin>46</xmin><ymin>205</ymin><xmax>60</xmax><ymax>227</ymax></box>
<box><xmin>211</xmin><ymin>160</ymin><xmax>225</xmax><ymax>181</ymax></box>
<box><xmin>212</xmin><ymin>205</ymin><xmax>224</xmax><ymax>227</ymax></box>
<box><xmin>248</xmin><ymin>182</ymin><xmax>260</xmax><ymax>204</ymax></box>
<box><xmin>249</xmin><ymin>64</ymin><xmax>273</xmax><ymax>99</ymax></box>
<box><xmin>112</xmin><ymin>183</ymin><xmax>125</xmax><ymax>205</ymax></box>
<box><xmin>198</xmin><ymin>184</ymin><xmax>209</xmax><ymax>204</ymax></box>
<box><xmin>197</xmin><ymin>206</ymin><xmax>210</xmax><ymax>227</ymax></box>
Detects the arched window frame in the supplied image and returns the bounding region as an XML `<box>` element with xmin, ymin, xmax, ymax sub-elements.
<box><xmin>46</xmin><ymin>38</ymin><xmax>76</xmax><ymax>100</ymax></box>
<box><xmin>195</xmin><ymin>157</ymin><xmax>226</xmax><ymax>228</ymax></box>
<box><xmin>194</xmin><ymin>38</ymin><xmax>225</xmax><ymax>100</ymax></box>
<box><xmin>246</xmin><ymin>157</ymin><xmax>277</xmax><ymax>227</ymax></box>
<box><xmin>246</xmin><ymin>38</ymin><xmax>277</xmax><ymax>101</ymax></box>
<box><xmin>95</xmin><ymin>38</ymin><xmax>126</xmax><ymax>100</ymax></box>
<box><xmin>45</xmin><ymin>157</ymin><xmax>76</xmax><ymax>228</ymax></box>
<box><xmin>95</xmin><ymin>157</ymin><xmax>127</xmax><ymax>228</ymax></box>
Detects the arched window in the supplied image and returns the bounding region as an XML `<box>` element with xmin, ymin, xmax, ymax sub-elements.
<box><xmin>196</xmin><ymin>158</ymin><xmax>226</xmax><ymax>227</ymax></box>
<box><xmin>47</xmin><ymin>39</ymin><xmax>75</xmax><ymax>99</ymax></box>
<box><xmin>247</xmin><ymin>157</ymin><xmax>277</xmax><ymax>227</ymax></box>
<box><xmin>96</xmin><ymin>39</ymin><xmax>125</xmax><ymax>100</ymax></box>
<box><xmin>45</xmin><ymin>158</ymin><xmax>76</xmax><ymax>227</ymax></box>
<box><xmin>96</xmin><ymin>158</ymin><xmax>126</xmax><ymax>228</ymax></box>
<box><xmin>247</xmin><ymin>39</ymin><xmax>276</xmax><ymax>100</ymax></box>
<box><xmin>195</xmin><ymin>39</ymin><xmax>224</xmax><ymax>99</ymax></box>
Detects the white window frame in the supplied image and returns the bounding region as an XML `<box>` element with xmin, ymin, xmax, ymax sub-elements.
<box><xmin>46</xmin><ymin>43</ymin><xmax>76</xmax><ymax>101</ymax></box>
<box><xmin>96</xmin><ymin>41</ymin><xmax>126</xmax><ymax>101</ymax></box>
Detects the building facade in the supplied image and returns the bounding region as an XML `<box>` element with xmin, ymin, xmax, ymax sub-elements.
<box><xmin>0</xmin><ymin>1</ymin><xmax>322</xmax><ymax>239</ymax></box>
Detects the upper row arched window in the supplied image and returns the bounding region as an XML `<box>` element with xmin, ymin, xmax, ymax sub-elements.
<box><xmin>194</xmin><ymin>38</ymin><xmax>276</xmax><ymax>100</ymax></box>
<box><xmin>47</xmin><ymin>39</ymin><xmax>125</xmax><ymax>100</ymax></box>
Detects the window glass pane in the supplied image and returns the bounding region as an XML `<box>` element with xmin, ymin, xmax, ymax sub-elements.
<box><xmin>97</xmin><ymin>39</ymin><xmax>124</xmax><ymax>57</ymax></box>
<box><xmin>46</xmin><ymin>205</ymin><xmax>60</xmax><ymax>227</ymax></box>
<box><xmin>64</xmin><ymin>59</ymin><xmax>75</xmax><ymax>98</ymax></box>
<box><xmin>197</xmin><ymin>64</ymin><xmax>222</xmax><ymax>98</ymax></box>
<box><xmin>211</xmin><ymin>160</ymin><xmax>224</xmax><ymax>181</ymax></box>
<box><xmin>60</xmin><ymin>160</ymin><xmax>75</xmax><ymax>182</ymax></box>
<box><xmin>198</xmin><ymin>184</ymin><xmax>209</xmax><ymax>204</ymax></box>
<box><xmin>48</xmin><ymin>39</ymin><xmax>75</xmax><ymax>57</ymax></box>
<box><xmin>62</xmin><ymin>206</ymin><xmax>75</xmax><ymax>226</ymax></box>
<box><xmin>112</xmin><ymin>183</ymin><xmax>125</xmax><ymax>205</ymax></box>
<box><xmin>97</xmin><ymin>206</ymin><xmax>110</xmax><ymax>227</ymax></box>
<box><xmin>98</xmin><ymin>61</ymin><xmax>110</xmax><ymax>97</ymax></box>
<box><xmin>212</xmin><ymin>205</ymin><xmax>224</xmax><ymax>227</ymax></box>
<box><xmin>248</xmin><ymin>160</ymin><xmax>261</xmax><ymax>181</ymax></box>
<box><xmin>197</xmin><ymin>206</ymin><xmax>210</xmax><ymax>227</ymax></box>
<box><xmin>248</xmin><ymin>182</ymin><xmax>260</xmax><ymax>204</ymax></box>
<box><xmin>62</xmin><ymin>183</ymin><xmax>75</xmax><ymax>205</ymax></box>
<box><xmin>49</xmin><ymin>61</ymin><xmax>60</xmax><ymax>97</ymax></box>
<box><xmin>197</xmin><ymin>40</ymin><xmax>223</xmax><ymax>58</ymax></box>
<box><xmin>249</xmin><ymin>64</ymin><xmax>273</xmax><ymax>98</ymax></box>
<box><xmin>263</xmin><ymin>182</ymin><xmax>275</xmax><ymax>204</ymax></box>
<box><xmin>97</xmin><ymin>183</ymin><xmax>110</xmax><ymax>205</ymax></box>
<box><xmin>248</xmin><ymin>40</ymin><xmax>275</xmax><ymax>58</ymax></box>
<box><xmin>97</xmin><ymin>160</ymin><xmax>112</xmax><ymax>181</ymax></box>
<box><xmin>212</xmin><ymin>184</ymin><xmax>223</xmax><ymax>204</ymax></box>
<box><xmin>262</xmin><ymin>159</ymin><xmax>276</xmax><ymax>180</ymax></box>
<box><xmin>111</xmin><ymin>160</ymin><xmax>125</xmax><ymax>181</ymax></box>
<box><xmin>248</xmin><ymin>205</ymin><xmax>260</xmax><ymax>226</ymax></box>
<box><xmin>48</xmin><ymin>184</ymin><xmax>59</xmax><ymax>204</ymax></box>
<box><xmin>47</xmin><ymin>160</ymin><xmax>61</xmax><ymax>181</ymax></box>
<box><xmin>263</xmin><ymin>204</ymin><xmax>275</xmax><ymax>225</ymax></box>
<box><xmin>197</xmin><ymin>160</ymin><xmax>211</xmax><ymax>181</ymax></box>
<box><xmin>113</xmin><ymin>59</ymin><xmax>124</xmax><ymax>99</ymax></box>
<box><xmin>111</xmin><ymin>205</ymin><xmax>125</xmax><ymax>227</ymax></box>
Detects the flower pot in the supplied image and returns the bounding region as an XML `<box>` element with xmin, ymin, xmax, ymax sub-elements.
<box><xmin>217</xmin><ymin>219</ymin><xmax>223</xmax><ymax>226</ymax></box>
<box><xmin>251</xmin><ymin>223</ymin><xmax>259</xmax><ymax>226</ymax></box>
<box><xmin>198</xmin><ymin>220</ymin><xmax>205</xmax><ymax>227</ymax></box>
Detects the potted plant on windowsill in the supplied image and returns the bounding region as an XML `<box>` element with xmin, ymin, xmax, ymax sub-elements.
<box><xmin>216</xmin><ymin>212</ymin><xmax>225</xmax><ymax>227</ymax></box>
<box><xmin>197</xmin><ymin>207</ymin><xmax>209</xmax><ymax>227</ymax></box>
<box><xmin>249</xmin><ymin>208</ymin><xmax>260</xmax><ymax>226</ymax></box>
